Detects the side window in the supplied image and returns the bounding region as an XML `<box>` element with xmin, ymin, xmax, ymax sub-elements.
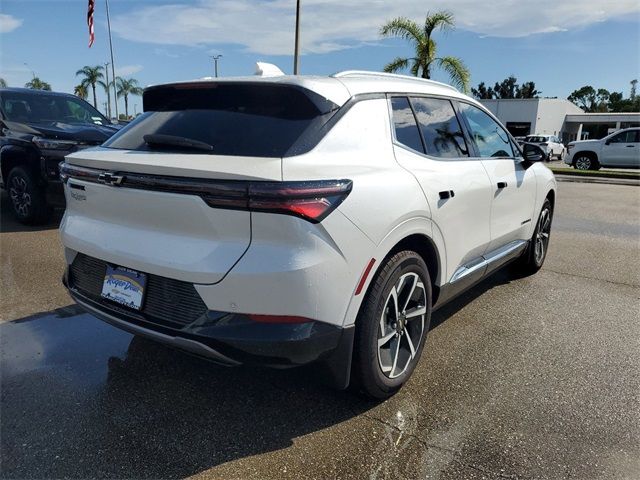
<box><xmin>410</xmin><ymin>97</ymin><xmax>468</xmax><ymax>158</ymax></box>
<box><xmin>458</xmin><ymin>103</ymin><xmax>514</xmax><ymax>158</ymax></box>
<box><xmin>609</xmin><ymin>131</ymin><xmax>636</xmax><ymax>143</ymax></box>
<box><xmin>390</xmin><ymin>97</ymin><xmax>424</xmax><ymax>153</ymax></box>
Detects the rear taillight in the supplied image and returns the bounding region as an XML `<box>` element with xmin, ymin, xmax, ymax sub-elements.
<box><xmin>202</xmin><ymin>180</ymin><xmax>352</xmax><ymax>223</ymax></box>
<box><xmin>60</xmin><ymin>162</ymin><xmax>351</xmax><ymax>223</ymax></box>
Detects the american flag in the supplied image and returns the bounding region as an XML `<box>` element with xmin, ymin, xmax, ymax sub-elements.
<box><xmin>87</xmin><ymin>0</ymin><xmax>95</xmax><ymax>48</ymax></box>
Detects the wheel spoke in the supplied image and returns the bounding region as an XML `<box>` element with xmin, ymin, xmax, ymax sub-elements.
<box><xmin>389</xmin><ymin>286</ymin><xmax>400</xmax><ymax>321</ymax></box>
<box><xmin>401</xmin><ymin>274</ymin><xmax>418</xmax><ymax>313</ymax></box>
<box><xmin>378</xmin><ymin>331</ymin><xmax>396</xmax><ymax>348</ymax></box>
<box><xmin>390</xmin><ymin>338</ymin><xmax>401</xmax><ymax>377</ymax></box>
<box><xmin>405</xmin><ymin>330</ymin><xmax>416</xmax><ymax>359</ymax></box>
<box><xmin>405</xmin><ymin>305</ymin><xmax>426</xmax><ymax>319</ymax></box>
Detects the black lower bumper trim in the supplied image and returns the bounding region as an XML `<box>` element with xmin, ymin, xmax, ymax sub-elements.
<box><xmin>65</xmin><ymin>279</ymin><xmax>354</xmax><ymax>388</ymax></box>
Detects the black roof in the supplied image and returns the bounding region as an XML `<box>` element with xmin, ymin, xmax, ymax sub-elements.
<box><xmin>0</xmin><ymin>87</ymin><xmax>74</xmax><ymax>98</ymax></box>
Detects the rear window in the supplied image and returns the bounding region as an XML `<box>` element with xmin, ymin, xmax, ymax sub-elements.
<box><xmin>526</xmin><ymin>136</ymin><xmax>549</xmax><ymax>143</ymax></box>
<box><xmin>103</xmin><ymin>83</ymin><xmax>339</xmax><ymax>157</ymax></box>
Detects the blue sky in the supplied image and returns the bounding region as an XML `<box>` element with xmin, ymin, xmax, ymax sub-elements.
<box><xmin>1</xmin><ymin>0</ymin><xmax>639</xmax><ymax>117</ymax></box>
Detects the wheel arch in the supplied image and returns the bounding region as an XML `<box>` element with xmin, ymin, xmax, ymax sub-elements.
<box><xmin>571</xmin><ymin>150</ymin><xmax>598</xmax><ymax>166</ymax></box>
<box><xmin>0</xmin><ymin>144</ymin><xmax>40</xmax><ymax>184</ymax></box>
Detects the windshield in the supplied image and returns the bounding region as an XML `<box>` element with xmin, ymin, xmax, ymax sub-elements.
<box><xmin>104</xmin><ymin>82</ymin><xmax>339</xmax><ymax>157</ymax></box>
<box><xmin>0</xmin><ymin>91</ymin><xmax>109</xmax><ymax>126</ymax></box>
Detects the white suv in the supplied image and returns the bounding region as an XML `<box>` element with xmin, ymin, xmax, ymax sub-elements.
<box><xmin>525</xmin><ymin>134</ymin><xmax>565</xmax><ymax>161</ymax></box>
<box><xmin>565</xmin><ymin>128</ymin><xmax>640</xmax><ymax>170</ymax></box>
<box><xmin>60</xmin><ymin>71</ymin><xmax>556</xmax><ymax>398</ymax></box>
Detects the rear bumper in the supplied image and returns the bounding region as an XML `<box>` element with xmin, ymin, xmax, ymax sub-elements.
<box><xmin>63</xmin><ymin>269</ymin><xmax>355</xmax><ymax>387</ymax></box>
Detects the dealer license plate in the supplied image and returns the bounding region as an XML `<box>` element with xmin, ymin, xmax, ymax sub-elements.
<box><xmin>101</xmin><ymin>265</ymin><xmax>147</xmax><ymax>310</ymax></box>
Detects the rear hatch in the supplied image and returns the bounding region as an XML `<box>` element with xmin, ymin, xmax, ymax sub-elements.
<box><xmin>62</xmin><ymin>81</ymin><xmax>343</xmax><ymax>284</ymax></box>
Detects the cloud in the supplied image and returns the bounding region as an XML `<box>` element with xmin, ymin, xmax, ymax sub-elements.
<box><xmin>111</xmin><ymin>0</ymin><xmax>640</xmax><ymax>55</ymax></box>
<box><xmin>115</xmin><ymin>64</ymin><xmax>143</xmax><ymax>76</ymax></box>
<box><xmin>0</xmin><ymin>13</ymin><xmax>23</xmax><ymax>33</ymax></box>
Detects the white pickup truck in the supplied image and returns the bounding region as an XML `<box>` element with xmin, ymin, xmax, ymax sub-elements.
<box><xmin>565</xmin><ymin>127</ymin><xmax>640</xmax><ymax>170</ymax></box>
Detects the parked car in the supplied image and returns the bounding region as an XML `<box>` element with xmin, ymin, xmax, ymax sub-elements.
<box><xmin>565</xmin><ymin>127</ymin><xmax>640</xmax><ymax>170</ymax></box>
<box><xmin>0</xmin><ymin>88</ymin><xmax>120</xmax><ymax>224</ymax></box>
<box><xmin>524</xmin><ymin>134</ymin><xmax>565</xmax><ymax>161</ymax></box>
<box><xmin>59</xmin><ymin>70</ymin><xmax>556</xmax><ymax>398</ymax></box>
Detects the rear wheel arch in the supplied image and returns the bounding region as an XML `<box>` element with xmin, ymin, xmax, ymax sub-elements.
<box><xmin>375</xmin><ymin>234</ymin><xmax>441</xmax><ymax>307</ymax></box>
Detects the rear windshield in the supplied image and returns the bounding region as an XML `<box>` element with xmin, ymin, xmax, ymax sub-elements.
<box><xmin>103</xmin><ymin>83</ymin><xmax>339</xmax><ymax>157</ymax></box>
<box><xmin>526</xmin><ymin>136</ymin><xmax>548</xmax><ymax>143</ymax></box>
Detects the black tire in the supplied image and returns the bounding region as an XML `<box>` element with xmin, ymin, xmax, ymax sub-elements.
<box><xmin>353</xmin><ymin>250</ymin><xmax>432</xmax><ymax>399</ymax></box>
<box><xmin>6</xmin><ymin>166</ymin><xmax>51</xmax><ymax>225</ymax></box>
<box><xmin>513</xmin><ymin>199</ymin><xmax>553</xmax><ymax>276</ymax></box>
<box><xmin>573</xmin><ymin>154</ymin><xmax>600</xmax><ymax>171</ymax></box>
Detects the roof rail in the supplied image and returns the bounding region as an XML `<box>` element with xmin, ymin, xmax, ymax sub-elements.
<box><xmin>332</xmin><ymin>70</ymin><xmax>458</xmax><ymax>92</ymax></box>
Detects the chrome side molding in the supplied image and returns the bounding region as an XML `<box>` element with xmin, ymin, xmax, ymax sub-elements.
<box><xmin>450</xmin><ymin>240</ymin><xmax>528</xmax><ymax>284</ymax></box>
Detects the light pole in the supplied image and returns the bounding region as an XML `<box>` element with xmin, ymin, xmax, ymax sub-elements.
<box><xmin>23</xmin><ymin>62</ymin><xmax>36</xmax><ymax>79</ymax></box>
<box><xmin>293</xmin><ymin>0</ymin><xmax>300</xmax><ymax>74</ymax></box>
<box><xmin>210</xmin><ymin>55</ymin><xmax>222</xmax><ymax>78</ymax></box>
<box><xmin>104</xmin><ymin>62</ymin><xmax>111</xmax><ymax>119</ymax></box>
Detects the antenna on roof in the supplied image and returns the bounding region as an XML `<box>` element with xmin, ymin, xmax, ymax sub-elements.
<box><xmin>255</xmin><ymin>62</ymin><xmax>285</xmax><ymax>77</ymax></box>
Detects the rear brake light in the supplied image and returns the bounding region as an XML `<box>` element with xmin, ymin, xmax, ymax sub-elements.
<box><xmin>204</xmin><ymin>180</ymin><xmax>352</xmax><ymax>223</ymax></box>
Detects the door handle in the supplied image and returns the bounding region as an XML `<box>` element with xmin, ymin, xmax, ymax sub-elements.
<box><xmin>626</xmin><ymin>145</ymin><xmax>635</xmax><ymax>147</ymax></box>
<box><xmin>497</xmin><ymin>181</ymin><xmax>508</xmax><ymax>189</ymax></box>
<box><xmin>439</xmin><ymin>190</ymin><xmax>455</xmax><ymax>199</ymax></box>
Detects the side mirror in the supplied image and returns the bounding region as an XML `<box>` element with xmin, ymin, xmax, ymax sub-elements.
<box><xmin>522</xmin><ymin>143</ymin><xmax>545</xmax><ymax>162</ymax></box>
<box><xmin>604</xmin><ymin>139</ymin><xmax>611</xmax><ymax>145</ymax></box>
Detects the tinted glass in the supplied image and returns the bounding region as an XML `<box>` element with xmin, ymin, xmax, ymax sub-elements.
<box><xmin>0</xmin><ymin>91</ymin><xmax>108</xmax><ymax>126</ymax></box>
<box><xmin>609</xmin><ymin>130</ymin><xmax>638</xmax><ymax>143</ymax></box>
<box><xmin>105</xmin><ymin>83</ymin><xmax>338</xmax><ymax>157</ymax></box>
<box><xmin>411</xmin><ymin>97</ymin><xmax>468</xmax><ymax>158</ymax></box>
<box><xmin>459</xmin><ymin>103</ymin><xmax>514</xmax><ymax>158</ymax></box>
<box><xmin>390</xmin><ymin>97</ymin><xmax>424</xmax><ymax>153</ymax></box>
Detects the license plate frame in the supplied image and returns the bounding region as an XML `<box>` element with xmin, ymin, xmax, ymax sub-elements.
<box><xmin>101</xmin><ymin>265</ymin><xmax>147</xmax><ymax>311</ymax></box>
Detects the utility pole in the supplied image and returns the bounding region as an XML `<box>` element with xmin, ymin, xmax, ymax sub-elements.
<box><xmin>104</xmin><ymin>62</ymin><xmax>111</xmax><ymax>119</ymax></box>
<box><xmin>293</xmin><ymin>0</ymin><xmax>301</xmax><ymax>74</ymax></box>
<box><xmin>105</xmin><ymin>0</ymin><xmax>118</xmax><ymax>120</ymax></box>
<box><xmin>210</xmin><ymin>55</ymin><xmax>222</xmax><ymax>78</ymax></box>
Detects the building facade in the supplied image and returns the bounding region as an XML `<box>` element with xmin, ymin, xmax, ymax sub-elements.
<box><xmin>480</xmin><ymin>98</ymin><xmax>640</xmax><ymax>143</ymax></box>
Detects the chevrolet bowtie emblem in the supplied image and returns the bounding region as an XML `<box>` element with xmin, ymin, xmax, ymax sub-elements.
<box><xmin>98</xmin><ymin>172</ymin><xmax>124</xmax><ymax>186</ymax></box>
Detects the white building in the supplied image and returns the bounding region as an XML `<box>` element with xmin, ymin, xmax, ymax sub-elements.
<box><xmin>480</xmin><ymin>98</ymin><xmax>640</xmax><ymax>143</ymax></box>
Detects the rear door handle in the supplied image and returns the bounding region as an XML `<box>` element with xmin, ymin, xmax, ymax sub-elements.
<box><xmin>626</xmin><ymin>145</ymin><xmax>635</xmax><ymax>147</ymax></box>
<box><xmin>497</xmin><ymin>182</ymin><xmax>508</xmax><ymax>189</ymax></box>
<box><xmin>439</xmin><ymin>190</ymin><xmax>455</xmax><ymax>199</ymax></box>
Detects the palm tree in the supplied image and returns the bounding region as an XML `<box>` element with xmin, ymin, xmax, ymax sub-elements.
<box><xmin>116</xmin><ymin>77</ymin><xmax>143</xmax><ymax>118</ymax></box>
<box><xmin>74</xmin><ymin>84</ymin><xmax>88</xmax><ymax>100</ymax></box>
<box><xmin>24</xmin><ymin>77</ymin><xmax>52</xmax><ymax>91</ymax></box>
<box><xmin>98</xmin><ymin>79</ymin><xmax>113</xmax><ymax>118</ymax></box>
<box><xmin>380</xmin><ymin>11</ymin><xmax>470</xmax><ymax>92</ymax></box>
<box><xmin>0</xmin><ymin>78</ymin><xmax>7</xmax><ymax>88</ymax></box>
<box><xmin>75</xmin><ymin>65</ymin><xmax>104</xmax><ymax>108</ymax></box>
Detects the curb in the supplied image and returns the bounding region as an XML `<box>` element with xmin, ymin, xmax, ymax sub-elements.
<box><xmin>549</xmin><ymin>168</ymin><xmax>640</xmax><ymax>181</ymax></box>
<box><xmin>554</xmin><ymin>174</ymin><xmax>640</xmax><ymax>186</ymax></box>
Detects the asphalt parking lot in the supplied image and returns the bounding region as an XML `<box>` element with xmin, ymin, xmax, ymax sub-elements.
<box><xmin>1</xmin><ymin>181</ymin><xmax>639</xmax><ymax>479</ymax></box>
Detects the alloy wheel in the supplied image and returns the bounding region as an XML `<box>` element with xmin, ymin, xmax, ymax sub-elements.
<box><xmin>9</xmin><ymin>175</ymin><xmax>31</xmax><ymax>217</ymax></box>
<box><xmin>575</xmin><ymin>156</ymin><xmax>591</xmax><ymax>170</ymax></box>
<box><xmin>534</xmin><ymin>207</ymin><xmax>551</xmax><ymax>265</ymax></box>
<box><xmin>377</xmin><ymin>272</ymin><xmax>427</xmax><ymax>379</ymax></box>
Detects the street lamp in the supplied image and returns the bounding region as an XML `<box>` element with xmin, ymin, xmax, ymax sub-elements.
<box><xmin>210</xmin><ymin>55</ymin><xmax>223</xmax><ymax>78</ymax></box>
<box><xmin>293</xmin><ymin>0</ymin><xmax>300</xmax><ymax>74</ymax></box>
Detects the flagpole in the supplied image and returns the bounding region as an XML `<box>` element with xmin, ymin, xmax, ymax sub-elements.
<box><xmin>293</xmin><ymin>0</ymin><xmax>300</xmax><ymax>74</ymax></box>
<box><xmin>105</xmin><ymin>0</ymin><xmax>118</xmax><ymax>120</ymax></box>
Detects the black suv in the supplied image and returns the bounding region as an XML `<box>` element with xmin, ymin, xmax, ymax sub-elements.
<box><xmin>0</xmin><ymin>88</ymin><xmax>120</xmax><ymax>224</ymax></box>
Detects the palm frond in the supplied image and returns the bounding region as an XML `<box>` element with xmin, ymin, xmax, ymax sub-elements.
<box><xmin>424</xmin><ymin>10</ymin><xmax>455</xmax><ymax>36</ymax></box>
<box><xmin>436</xmin><ymin>56</ymin><xmax>470</xmax><ymax>92</ymax></box>
<box><xmin>380</xmin><ymin>17</ymin><xmax>423</xmax><ymax>44</ymax></box>
<box><xmin>383</xmin><ymin>57</ymin><xmax>411</xmax><ymax>74</ymax></box>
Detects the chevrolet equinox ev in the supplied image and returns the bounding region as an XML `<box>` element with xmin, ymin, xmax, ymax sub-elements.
<box><xmin>60</xmin><ymin>71</ymin><xmax>556</xmax><ymax>398</ymax></box>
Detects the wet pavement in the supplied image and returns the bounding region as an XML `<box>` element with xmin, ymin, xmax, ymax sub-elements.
<box><xmin>1</xmin><ymin>183</ymin><xmax>639</xmax><ymax>479</ymax></box>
